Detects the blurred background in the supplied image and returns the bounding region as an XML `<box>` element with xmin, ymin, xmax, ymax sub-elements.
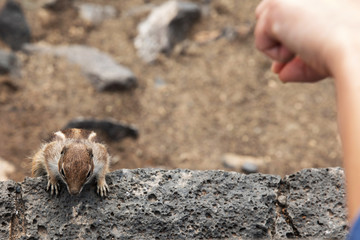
<box><xmin>0</xmin><ymin>0</ymin><xmax>341</xmax><ymax>182</ymax></box>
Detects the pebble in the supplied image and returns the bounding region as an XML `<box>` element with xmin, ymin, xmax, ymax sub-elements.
<box><xmin>0</xmin><ymin>0</ymin><xmax>31</xmax><ymax>50</ymax></box>
<box><xmin>134</xmin><ymin>0</ymin><xmax>201</xmax><ymax>63</ymax></box>
<box><xmin>277</xmin><ymin>195</ymin><xmax>287</xmax><ymax>206</ymax></box>
<box><xmin>15</xmin><ymin>185</ymin><xmax>21</xmax><ymax>193</ymax></box>
<box><xmin>221</xmin><ymin>153</ymin><xmax>264</xmax><ymax>173</ymax></box>
<box><xmin>23</xmin><ymin>44</ymin><xmax>137</xmax><ymax>91</ymax></box>
<box><xmin>154</xmin><ymin>77</ymin><xmax>166</xmax><ymax>88</ymax></box>
<box><xmin>77</xmin><ymin>3</ymin><xmax>117</xmax><ymax>25</ymax></box>
<box><xmin>0</xmin><ymin>50</ymin><xmax>17</xmax><ymax>74</ymax></box>
<box><xmin>241</xmin><ymin>162</ymin><xmax>258</xmax><ymax>174</ymax></box>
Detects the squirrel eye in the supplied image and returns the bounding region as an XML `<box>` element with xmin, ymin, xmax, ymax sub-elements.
<box><xmin>60</xmin><ymin>147</ymin><xmax>66</xmax><ymax>155</ymax></box>
<box><xmin>88</xmin><ymin>149</ymin><xmax>93</xmax><ymax>158</ymax></box>
<box><xmin>86</xmin><ymin>170</ymin><xmax>91</xmax><ymax>179</ymax></box>
<box><xmin>60</xmin><ymin>168</ymin><xmax>66</xmax><ymax>178</ymax></box>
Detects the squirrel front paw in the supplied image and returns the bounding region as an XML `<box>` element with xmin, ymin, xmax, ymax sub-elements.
<box><xmin>47</xmin><ymin>178</ymin><xmax>60</xmax><ymax>195</ymax></box>
<box><xmin>97</xmin><ymin>179</ymin><xmax>109</xmax><ymax>197</ymax></box>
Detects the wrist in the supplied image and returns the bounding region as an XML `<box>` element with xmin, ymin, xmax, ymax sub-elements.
<box><xmin>328</xmin><ymin>30</ymin><xmax>360</xmax><ymax>86</ymax></box>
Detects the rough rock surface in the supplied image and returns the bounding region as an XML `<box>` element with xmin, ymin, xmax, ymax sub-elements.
<box><xmin>281</xmin><ymin>168</ymin><xmax>348</xmax><ymax>239</ymax></box>
<box><xmin>23</xmin><ymin>44</ymin><xmax>137</xmax><ymax>91</ymax></box>
<box><xmin>0</xmin><ymin>168</ymin><xmax>349</xmax><ymax>239</ymax></box>
<box><xmin>0</xmin><ymin>181</ymin><xmax>16</xmax><ymax>240</ymax></box>
<box><xmin>0</xmin><ymin>0</ymin><xmax>31</xmax><ymax>51</ymax></box>
<box><xmin>134</xmin><ymin>0</ymin><xmax>201</xmax><ymax>62</ymax></box>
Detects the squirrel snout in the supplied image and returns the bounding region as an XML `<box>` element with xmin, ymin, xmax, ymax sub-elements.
<box><xmin>68</xmin><ymin>187</ymin><xmax>82</xmax><ymax>195</ymax></box>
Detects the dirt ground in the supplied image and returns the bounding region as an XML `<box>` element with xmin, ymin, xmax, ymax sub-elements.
<box><xmin>0</xmin><ymin>0</ymin><xmax>341</xmax><ymax>182</ymax></box>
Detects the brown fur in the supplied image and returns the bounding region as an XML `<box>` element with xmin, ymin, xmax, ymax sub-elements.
<box><xmin>31</xmin><ymin>128</ymin><xmax>110</xmax><ymax>196</ymax></box>
<box><xmin>60</xmin><ymin>129</ymin><xmax>97</xmax><ymax>141</ymax></box>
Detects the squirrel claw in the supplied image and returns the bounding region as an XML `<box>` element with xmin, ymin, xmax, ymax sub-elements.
<box><xmin>47</xmin><ymin>180</ymin><xmax>59</xmax><ymax>195</ymax></box>
<box><xmin>97</xmin><ymin>182</ymin><xmax>109</xmax><ymax>197</ymax></box>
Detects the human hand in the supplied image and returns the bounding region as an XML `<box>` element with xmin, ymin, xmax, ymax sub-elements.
<box><xmin>255</xmin><ymin>0</ymin><xmax>360</xmax><ymax>222</ymax></box>
<box><xmin>255</xmin><ymin>0</ymin><xmax>360</xmax><ymax>83</ymax></box>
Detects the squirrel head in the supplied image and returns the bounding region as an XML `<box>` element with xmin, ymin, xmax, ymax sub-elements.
<box><xmin>58</xmin><ymin>143</ymin><xmax>95</xmax><ymax>195</ymax></box>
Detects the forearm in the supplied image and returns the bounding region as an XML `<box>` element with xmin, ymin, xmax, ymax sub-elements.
<box><xmin>254</xmin><ymin>0</ymin><xmax>360</xmax><ymax>222</ymax></box>
<box><xmin>333</xmin><ymin>46</ymin><xmax>360</xmax><ymax>222</ymax></box>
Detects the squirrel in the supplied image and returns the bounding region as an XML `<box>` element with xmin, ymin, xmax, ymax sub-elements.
<box><xmin>31</xmin><ymin>128</ymin><xmax>110</xmax><ymax>197</ymax></box>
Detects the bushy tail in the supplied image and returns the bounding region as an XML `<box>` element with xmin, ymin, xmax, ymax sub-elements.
<box><xmin>31</xmin><ymin>150</ymin><xmax>47</xmax><ymax>177</ymax></box>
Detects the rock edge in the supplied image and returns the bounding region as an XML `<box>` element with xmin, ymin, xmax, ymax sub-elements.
<box><xmin>0</xmin><ymin>167</ymin><xmax>348</xmax><ymax>239</ymax></box>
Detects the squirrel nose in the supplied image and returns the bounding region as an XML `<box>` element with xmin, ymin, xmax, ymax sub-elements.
<box><xmin>69</xmin><ymin>188</ymin><xmax>80</xmax><ymax>195</ymax></box>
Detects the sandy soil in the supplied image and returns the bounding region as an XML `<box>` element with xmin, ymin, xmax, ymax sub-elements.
<box><xmin>0</xmin><ymin>0</ymin><xmax>341</xmax><ymax>182</ymax></box>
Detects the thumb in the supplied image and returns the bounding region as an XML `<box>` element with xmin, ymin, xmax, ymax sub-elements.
<box><xmin>272</xmin><ymin>57</ymin><xmax>328</xmax><ymax>83</ymax></box>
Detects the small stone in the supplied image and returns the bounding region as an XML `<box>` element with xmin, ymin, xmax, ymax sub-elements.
<box><xmin>15</xmin><ymin>185</ymin><xmax>21</xmax><ymax>193</ymax></box>
<box><xmin>221</xmin><ymin>26</ymin><xmax>238</xmax><ymax>41</ymax></box>
<box><xmin>193</xmin><ymin>30</ymin><xmax>221</xmax><ymax>44</ymax></box>
<box><xmin>77</xmin><ymin>3</ymin><xmax>117</xmax><ymax>25</ymax></box>
<box><xmin>134</xmin><ymin>0</ymin><xmax>201</xmax><ymax>62</ymax></box>
<box><xmin>23</xmin><ymin>44</ymin><xmax>137</xmax><ymax>91</ymax></box>
<box><xmin>222</xmin><ymin>153</ymin><xmax>242</xmax><ymax>170</ymax></box>
<box><xmin>0</xmin><ymin>0</ymin><xmax>31</xmax><ymax>51</ymax></box>
<box><xmin>0</xmin><ymin>157</ymin><xmax>15</xmax><ymax>181</ymax></box>
<box><xmin>0</xmin><ymin>50</ymin><xmax>17</xmax><ymax>74</ymax></box>
<box><xmin>43</xmin><ymin>0</ymin><xmax>73</xmax><ymax>11</ymax></box>
<box><xmin>154</xmin><ymin>77</ymin><xmax>166</xmax><ymax>88</ymax></box>
<box><xmin>241</xmin><ymin>162</ymin><xmax>258</xmax><ymax>174</ymax></box>
<box><xmin>277</xmin><ymin>195</ymin><xmax>287</xmax><ymax>206</ymax></box>
<box><xmin>64</xmin><ymin>117</ymin><xmax>139</xmax><ymax>141</ymax></box>
<box><xmin>221</xmin><ymin>153</ymin><xmax>264</xmax><ymax>173</ymax></box>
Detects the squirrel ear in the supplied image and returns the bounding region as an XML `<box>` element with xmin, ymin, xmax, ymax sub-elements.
<box><xmin>54</xmin><ymin>131</ymin><xmax>66</xmax><ymax>141</ymax></box>
<box><xmin>88</xmin><ymin>132</ymin><xmax>97</xmax><ymax>142</ymax></box>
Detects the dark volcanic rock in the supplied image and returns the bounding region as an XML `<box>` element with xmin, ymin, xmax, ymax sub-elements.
<box><xmin>0</xmin><ymin>0</ymin><xmax>31</xmax><ymax>51</ymax></box>
<box><xmin>20</xmin><ymin>169</ymin><xmax>281</xmax><ymax>239</ymax></box>
<box><xmin>0</xmin><ymin>181</ymin><xmax>16</xmax><ymax>240</ymax></box>
<box><xmin>0</xmin><ymin>49</ymin><xmax>17</xmax><ymax>74</ymax></box>
<box><xmin>64</xmin><ymin>118</ymin><xmax>139</xmax><ymax>141</ymax></box>
<box><xmin>283</xmin><ymin>167</ymin><xmax>348</xmax><ymax>239</ymax></box>
<box><xmin>0</xmin><ymin>168</ymin><xmax>349</xmax><ymax>239</ymax></box>
<box><xmin>135</xmin><ymin>0</ymin><xmax>201</xmax><ymax>62</ymax></box>
<box><xmin>43</xmin><ymin>0</ymin><xmax>74</xmax><ymax>11</ymax></box>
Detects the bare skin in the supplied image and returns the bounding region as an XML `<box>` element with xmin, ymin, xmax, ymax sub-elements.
<box><xmin>255</xmin><ymin>0</ymin><xmax>360</xmax><ymax>222</ymax></box>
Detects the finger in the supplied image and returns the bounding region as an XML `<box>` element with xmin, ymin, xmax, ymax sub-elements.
<box><xmin>276</xmin><ymin>57</ymin><xmax>328</xmax><ymax>83</ymax></box>
<box><xmin>271</xmin><ymin>61</ymin><xmax>286</xmax><ymax>73</ymax></box>
<box><xmin>265</xmin><ymin>45</ymin><xmax>295</xmax><ymax>63</ymax></box>
<box><xmin>255</xmin><ymin>0</ymin><xmax>271</xmax><ymax>19</ymax></box>
<box><xmin>255</xmin><ymin>9</ymin><xmax>295</xmax><ymax>62</ymax></box>
<box><xmin>255</xmin><ymin>9</ymin><xmax>274</xmax><ymax>50</ymax></box>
